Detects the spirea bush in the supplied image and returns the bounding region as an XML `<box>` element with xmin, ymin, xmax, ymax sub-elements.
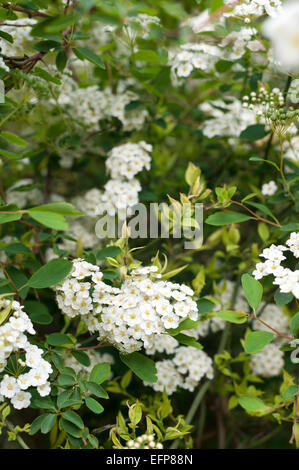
<box><xmin>0</xmin><ymin>0</ymin><xmax>299</xmax><ymax>450</ymax></box>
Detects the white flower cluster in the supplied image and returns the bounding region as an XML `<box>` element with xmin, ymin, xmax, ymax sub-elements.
<box><xmin>94</xmin><ymin>141</ymin><xmax>152</xmax><ymax>218</ymax></box>
<box><xmin>124</xmin><ymin>14</ymin><xmax>160</xmax><ymax>42</ymax></box>
<box><xmin>124</xmin><ymin>433</ymin><xmax>163</xmax><ymax>449</ymax></box>
<box><xmin>261</xmin><ymin>180</ymin><xmax>277</xmax><ymax>196</ymax></box>
<box><xmin>0</xmin><ymin>299</ymin><xmax>52</xmax><ymax>409</ymax></box>
<box><xmin>0</xmin><ymin>19</ymin><xmax>36</xmax><ymax>56</ymax></box>
<box><xmin>220</xmin><ymin>27</ymin><xmax>265</xmax><ymax>60</ymax></box>
<box><xmin>99</xmin><ymin>179</ymin><xmax>141</xmax><ymax>218</ymax></box>
<box><xmin>6</xmin><ymin>178</ymin><xmax>43</xmax><ymax>209</ymax></box>
<box><xmin>106</xmin><ymin>142</ymin><xmax>152</xmax><ymax>180</ymax></box>
<box><xmin>253</xmin><ymin>234</ymin><xmax>299</xmax><ymax>298</ymax></box>
<box><xmin>262</xmin><ymin>1</ymin><xmax>299</xmax><ymax>71</ymax></box>
<box><xmin>49</xmin><ymin>71</ymin><xmax>148</xmax><ymax>133</ymax></box>
<box><xmin>242</xmin><ymin>87</ymin><xmax>284</xmax><ymax>119</ymax></box>
<box><xmin>145</xmin><ymin>346</ymin><xmax>214</xmax><ymax>395</ymax></box>
<box><xmin>224</xmin><ymin>0</ymin><xmax>281</xmax><ymax>22</ymax></box>
<box><xmin>284</xmin><ymin>136</ymin><xmax>299</xmax><ymax>164</ymax></box>
<box><xmin>56</xmin><ymin>260</ymin><xmax>199</xmax><ymax>354</ymax></box>
<box><xmin>169</xmin><ymin>43</ymin><xmax>220</xmax><ymax>80</ymax></box>
<box><xmin>200</xmin><ymin>98</ymin><xmax>256</xmax><ymax>138</ymax></box>
<box><xmin>64</xmin><ymin>348</ymin><xmax>114</xmax><ymax>377</ymax></box>
<box><xmin>75</xmin><ymin>188</ymin><xmax>103</xmax><ymax>218</ymax></box>
<box><xmin>288</xmin><ymin>79</ymin><xmax>299</xmax><ymax>104</ymax></box>
<box><xmin>250</xmin><ymin>343</ymin><xmax>284</xmax><ymax>377</ymax></box>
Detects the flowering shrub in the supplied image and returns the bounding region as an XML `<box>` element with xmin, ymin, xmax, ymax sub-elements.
<box><xmin>0</xmin><ymin>0</ymin><xmax>299</xmax><ymax>450</ymax></box>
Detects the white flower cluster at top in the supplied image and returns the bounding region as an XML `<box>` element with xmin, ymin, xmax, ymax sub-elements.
<box><xmin>0</xmin><ymin>299</ymin><xmax>52</xmax><ymax>409</ymax></box>
<box><xmin>144</xmin><ymin>345</ymin><xmax>214</xmax><ymax>395</ymax></box>
<box><xmin>0</xmin><ymin>19</ymin><xmax>36</xmax><ymax>56</ymax></box>
<box><xmin>253</xmin><ymin>233</ymin><xmax>299</xmax><ymax>299</ymax></box>
<box><xmin>199</xmin><ymin>98</ymin><xmax>256</xmax><ymax>138</ymax></box>
<box><xmin>64</xmin><ymin>348</ymin><xmax>114</xmax><ymax>378</ymax></box>
<box><xmin>261</xmin><ymin>180</ymin><xmax>277</xmax><ymax>196</ymax></box>
<box><xmin>250</xmin><ymin>343</ymin><xmax>284</xmax><ymax>377</ymax></box>
<box><xmin>124</xmin><ymin>433</ymin><xmax>163</xmax><ymax>449</ymax></box>
<box><xmin>168</xmin><ymin>43</ymin><xmax>220</xmax><ymax>81</ymax></box>
<box><xmin>56</xmin><ymin>260</ymin><xmax>199</xmax><ymax>354</ymax></box>
<box><xmin>262</xmin><ymin>1</ymin><xmax>299</xmax><ymax>71</ymax></box>
<box><xmin>224</xmin><ymin>0</ymin><xmax>281</xmax><ymax>23</ymax></box>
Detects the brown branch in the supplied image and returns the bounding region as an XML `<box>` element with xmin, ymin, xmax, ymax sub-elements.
<box><xmin>2</xmin><ymin>3</ymin><xmax>51</xmax><ymax>18</ymax></box>
<box><xmin>75</xmin><ymin>343</ymin><xmax>111</xmax><ymax>351</ymax></box>
<box><xmin>231</xmin><ymin>200</ymin><xmax>281</xmax><ymax>228</ymax></box>
<box><xmin>248</xmin><ymin>314</ymin><xmax>293</xmax><ymax>341</ymax></box>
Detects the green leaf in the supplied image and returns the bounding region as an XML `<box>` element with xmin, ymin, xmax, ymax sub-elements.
<box><xmin>290</xmin><ymin>312</ymin><xmax>299</xmax><ymax>335</ymax></box>
<box><xmin>73</xmin><ymin>47</ymin><xmax>105</xmax><ymax>69</ymax></box>
<box><xmin>58</xmin><ymin>374</ymin><xmax>76</xmax><ymax>387</ymax></box>
<box><xmin>133</xmin><ymin>50</ymin><xmax>160</xmax><ymax>63</ymax></box>
<box><xmin>62</xmin><ymin>411</ymin><xmax>84</xmax><ymax>429</ymax></box>
<box><xmin>4</xmin><ymin>242</ymin><xmax>31</xmax><ymax>256</ymax></box>
<box><xmin>56</xmin><ymin>50</ymin><xmax>67</xmax><ymax>72</ymax></box>
<box><xmin>244</xmin><ymin>331</ymin><xmax>274</xmax><ymax>354</ymax></box>
<box><xmin>28</xmin><ymin>211</ymin><xmax>68</xmax><ymax>230</ymax></box>
<box><xmin>0</xmin><ymin>148</ymin><xmax>25</xmax><ymax>160</ymax></box>
<box><xmin>274</xmin><ymin>289</ymin><xmax>293</xmax><ymax>306</ymax></box>
<box><xmin>27</xmin><ymin>259</ymin><xmax>72</xmax><ymax>288</ymax></box>
<box><xmin>282</xmin><ymin>385</ymin><xmax>299</xmax><ymax>402</ymax></box>
<box><xmin>241</xmin><ymin>274</ymin><xmax>263</xmax><ymax>311</ymax></box>
<box><xmin>29</xmin><ymin>414</ymin><xmax>48</xmax><ymax>435</ymax></box>
<box><xmin>0</xmin><ymin>131</ymin><xmax>27</xmax><ymax>146</ymax></box>
<box><xmin>205</xmin><ymin>211</ymin><xmax>252</xmax><ymax>226</ymax></box>
<box><xmin>47</xmin><ymin>333</ymin><xmax>73</xmax><ymax>346</ymax></box>
<box><xmin>29</xmin><ymin>202</ymin><xmax>83</xmax><ymax>216</ymax></box>
<box><xmin>86</xmin><ymin>381</ymin><xmax>109</xmax><ymax>399</ymax></box>
<box><xmin>85</xmin><ymin>397</ymin><xmax>104</xmax><ymax>414</ymax></box>
<box><xmin>120</xmin><ymin>352</ymin><xmax>157</xmax><ymax>383</ymax></box>
<box><xmin>30</xmin><ymin>396</ymin><xmax>56</xmax><ymax>412</ymax></box>
<box><xmin>0</xmin><ymin>30</ymin><xmax>13</xmax><ymax>43</ymax></box>
<box><xmin>95</xmin><ymin>246</ymin><xmax>122</xmax><ymax>260</ymax></box>
<box><xmin>175</xmin><ymin>333</ymin><xmax>203</xmax><ymax>349</ymax></box>
<box><xmin>246</xmin><ymin>201</ymin><xmax>277</xmax><ymax>222</ymax></box>
<box><xmin>166</xmin><ymin>318</ymin><xmax>199</xmax><ymax>336</ymax></box>
<box><xmin>57</xmin><ymin>390</ymin><xmax>72</xmax><ymax>410</ymax></box>
<box><xmin>0</xmin><ymin>204</ymin><xmax>22</xmax><ymax>224</ymax></box>
<box><xmin>197</xmin><ymin>298</ymin><xmax>215</xmax><ymax>315</ymax></box>
<box><xmin>240</xmin><ymin>124</ymin><xmax>268</xmax><ymax>141</ymax></box>
<box><xmin>89</xmin><ymin>363</ymin><xmax>111</xmax><ymax>385</ymax></box>
<box><xmin>217</xmin><ymin>309</ymin><xmax>247</xmax><ymax>324</ymax></box>
<box><xmin>71</xmin><ymin>350</ymin><xmax>91</xmax><ymax>367</ymax></box>
<box><xmin>32</xmin><ymin>67</ymin><xmax>61</xmax><ymax>85</ymax></box>
<box><xmin>60</xmin><ymin>417</ymin><xmax>83</xmax><ymax>437</ymax></box>
<box><xmin>24</xmin><ymin>300</ymin><xmax>53</xmax><ymax>324</ymax></box>
<box><xmin>41</xmin><ymin>413</ymin><xmax>56</xmax><ymax>434</ymax></box>
<box><xmin>239</xmin><ymin>396</ymin><xmax>268</xmax><ymax>412</ymax></box>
